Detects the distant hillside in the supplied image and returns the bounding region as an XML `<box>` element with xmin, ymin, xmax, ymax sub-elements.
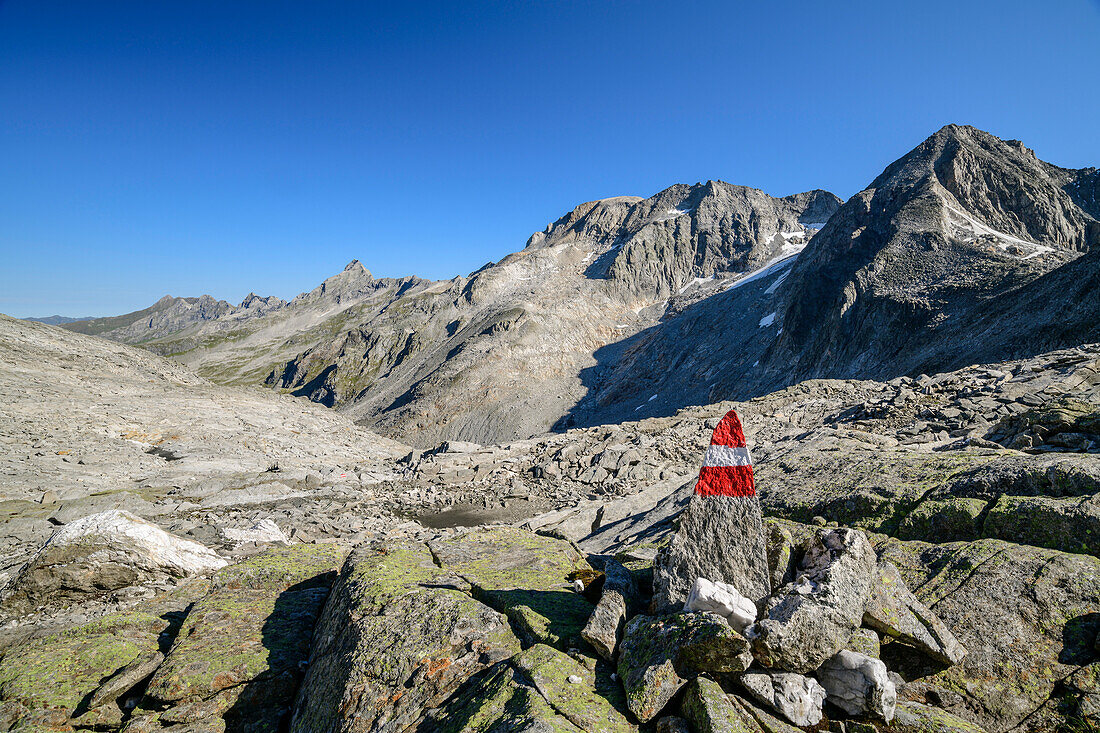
<box><xmin>23</xmin><ymin>315</ymin><xmax>93</xmax><ymax>326</ymax></box>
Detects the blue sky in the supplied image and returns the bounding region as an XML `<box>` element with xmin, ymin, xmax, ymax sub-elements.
<box><xmin>2</xmin><ymin>1</ymin><xmax>1098</xmax><ymax>318</ymax></box>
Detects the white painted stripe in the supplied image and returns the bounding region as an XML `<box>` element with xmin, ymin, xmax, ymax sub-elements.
<box><xmin>703</xmin><ymin>445</ymin><xmax>752</xmax><ymax>468</ymax></box>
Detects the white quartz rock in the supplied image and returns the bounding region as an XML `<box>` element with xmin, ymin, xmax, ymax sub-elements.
<box><xmin>684</xmin><ymin>577</ymin><xmax>757</xmax><ymax>631</ymax></box>
<box><xmin>816</xmin><ymin>649</ymin><xmax>896</xmax><ymax>722</ymax></box>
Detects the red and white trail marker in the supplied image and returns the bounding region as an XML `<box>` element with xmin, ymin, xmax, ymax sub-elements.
<box><xmin>694</xmin><ymin>409</ymin><xmax>755</xmax><ymax>498</ymax></box>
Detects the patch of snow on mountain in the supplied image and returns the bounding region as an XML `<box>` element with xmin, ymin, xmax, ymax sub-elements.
<box><xmin>678</xmin><ymin>275</ymin><xmax>716</xmax><ymax>295</ymax></box>
<box><xmin>764</xmin><ymin>270</ymin><xmax>790</xmax><ymax>295</ymax></box>
<box><xmin>722</xmin><ymin>243</ymin><xmax>806</xmax><ymax>293</ymax></box>
<box><xmin>759</xmin><ymin>312</ymin><xmax>777</xmax><ymax>327</ymax></box>
<box><xmin>944</xmin><ymin>203</ymin><xmax>1054</xmax><ymax>260</ymax></box>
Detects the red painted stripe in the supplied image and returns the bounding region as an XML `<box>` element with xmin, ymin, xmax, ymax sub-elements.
<box><xmin>695</xmin><ymin>465</ymin><xmax>755</xmax><ymax>497</ymax></box>
<box><xmin>710</xmin><ymin>410</ymin><xmax>747</xmax><ymax>448</ymax></box>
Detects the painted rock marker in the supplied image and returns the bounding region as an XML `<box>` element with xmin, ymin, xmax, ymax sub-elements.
<box><xmin>652</xmin><ymin>409</ymin><xmax>771</xmax><ymax>612</ymax></box>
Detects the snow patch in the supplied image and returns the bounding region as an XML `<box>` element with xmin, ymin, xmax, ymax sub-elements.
<box><xmin>944</xmin><ymin>203</ymin><xmax>1054</xmax><ymax>260</ymax></box>
<box><xmin>678</xmin><ymin>275</ymin><xmax>716</xmax><ymax>295</ymax></box>
<box><xmin>764</xmin><ymin>270</ymin><xmax>790</xmax><ymax>295</ymax></box>
<box><xmin>721</xmin><ymin>243</ymin><xmax>806</xmax><ymax>293</ymax></box>
<box><xmin>655</xmin><ymin>206</ymin><xmax>694</xmax><ymax>223</ymax></box>
<box><xmin>758</xmin><ymin>312</ymin><xmax>777</xmax><ymax>327</ymax></box>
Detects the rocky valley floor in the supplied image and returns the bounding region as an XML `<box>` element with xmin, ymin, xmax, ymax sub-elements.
<box><xmin>2</xmin><ymin>313</ymin><xmax>1100</xmax><ymax>732</ymax></box>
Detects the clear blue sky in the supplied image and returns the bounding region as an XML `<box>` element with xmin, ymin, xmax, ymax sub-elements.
<box><xmin>2</xmin><ymin>0</ymin><xmax>1099</xmax><ymax>318</ymax></box>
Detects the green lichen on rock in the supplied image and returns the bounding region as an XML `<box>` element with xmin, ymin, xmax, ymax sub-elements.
<box><xmin>888</xmin><ymin>701</ymin><xmax>990</xmax><ymax>732</ymax></box>
<box><xmin>680</xmin><ymin>677</ymin><xmax>761</xmax><ymax>733</ymax></box>
<box><xmin>134</xmin><ymin>544</ymin><xmax>348</xmax><ymax>732</ymax></box>
<box><xmin>289</xmin><ymin>541</ymin><xmax>522</xmax><ymax>733</ymax></box>
<box><xmin>757</xmin><ymin>451</ymin><xmax>995</xmax><ymax>536</ymax></box>
<box><xmin>511</xmin><ymin>644</ymin><xmax>633</xmax><ymax>732</ymax></box>
<box><xmin>0</xmin><ymin>611</ymin><xmax>167</xmax><ymax>729</ymax></box>
<box><xmin>897</xmin><ymin>497</ymin><xmax>988</xmax><ymax>544</ymax></box>
<box><xmin>884</xmin><ymin>539</ymin><xmax>1100</xmax><ymax>732</ymax></box>
<box><xmin>617</xmin><ymin>614</ymin><xmax>750</xmax><ymax>723</ymax></box>
<box><xmin>429</xmin><ymin>527</ymin><xmax>595</xmax><ymax>650</ymax></box>
<box><xmin>982</xmin><ymin>494</ymin><xmax>1100</xmax><ymax>556</ymax></box>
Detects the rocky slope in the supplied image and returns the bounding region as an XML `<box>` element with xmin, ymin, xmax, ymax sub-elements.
<box><xmin>139</xmin><ymin>261</ymin><xmax>431</xmax><ymax>386</ymax></box>
<box><xmin>0</xmin><ymin>315</ymin><xmax>411</xmax><ymax>596</ymax></box>
<box><xmin>272</xmin><ymin>184</ymin><xmax>839</xmax><ymax>446</ymax></box>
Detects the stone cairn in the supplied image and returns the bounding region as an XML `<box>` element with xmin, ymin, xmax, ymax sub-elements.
<box><xmin>585</xmin><ymin>409</ymin><xmax>968</xmax><ymax>728</ymax></box>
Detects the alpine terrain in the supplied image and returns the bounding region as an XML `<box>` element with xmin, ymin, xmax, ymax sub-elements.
<box><xmin>1</xmin><ymin>124</ymin><xmax>1098</xmax><ymax>733</ymax></box>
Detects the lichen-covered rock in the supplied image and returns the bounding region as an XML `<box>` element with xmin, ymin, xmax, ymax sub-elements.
<box><xmin>897</xmin><ymin>498</ymin><xmax>987</xmax><ymax>543</ymax></box>
<box><xmin>862</xmin><ymin>561</ymin><xmax>965</xmax><ymax>665</ymax></box>
<box><xmin>889</xmin><ymin>701</ymin><xmax>990</xmax><ymax>732</ymax></box>
<box><xmin>429</xmin><ymin>526</ymin><xmax>594</xmax><ymax>650</ymax></box>
<box><xmin>652</xmin><ymin>495</ymin><xmax>771</xmax><ymax>613</ymax></box>
<box><xmin>0</xmin><ymin>611</ymin><xmax>169</xmax><ymax>730</ymax></box>
<box><xmin>415</xmin><ymin>662</ymin><xmax>584</xmax><ymax>732</ymax></box>
<box><xmin>981</xmin><ymin>493</ymin><xmax>1100</xmax><ymax>556</ymax></box>
<box><xmin>0</xmin><ymin>509</ymin><xmax>226</xmax><ymax>616</ymax></box>
<box><xmin>290</xmin><ymin>542</ymin><xmax>522</xmax><ymax>733</ymax></box>
<box><xmin>764</xmin><ymin>521</ymin><xmax>796</xmax><ymax>591</ymax></box>
<box><xmin>83</xmin><ymin>650</ymin><xmax>165</xmax><ymax>713</ymax></box>
<box><xmin>846</xmin><ymin>628</ymin><xmax>881</xmax><ymax>659</ymax></box>
<box><xmin>815</xmin><ymin>649</ymin><xmax>896</xmax><ymax>721</ymax></box>
<box><xmin>874</xmin><ymin>536</ymin><xmax>1100</xmax><ymax>733</ymax></box>
<box><xmin>746</xmin><ymin>528</ymin><xmax>876</xmax><ymax>673</ymax></box>
<box><xmin>618</xmin><ymin>613</ymin><xmax>751</xmax><ymax>722</ymax></box>
<box><xmin>737</xmin><ymin>671</ymin><xmax>825</xmax><ymax>727</ymax></box>
<box><xmin>680</xmin><ymin>677</ymin><xmax>762</xmax><ymax>733</ymax></box>
<box><xmin>510</xmin><ymin>644</ymin><xmax>633</xmax><ymax>732</ymax></box>
<box><xmin>129</xmin><ymin>544</ymin><xmax>347</xmax><ymax>733</ymax></box>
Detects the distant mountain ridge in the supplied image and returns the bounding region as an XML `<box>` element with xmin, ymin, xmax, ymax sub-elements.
<box><xmin>52</xmin><ymin>293</ymin><xmax>287</xmax><ymax>343</ymax></box>
<box><xmin>33</xmin><ymin>124</ymin><xmax>1098</xmax><ymax>448</ymax></box>
<box><xmin>22</xmin><ymin>315</ymin><xmax>94</xmax><ymax>325</ymax></box>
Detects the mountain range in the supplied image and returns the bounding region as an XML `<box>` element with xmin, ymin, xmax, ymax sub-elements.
<box><xmin>42</xmin><ymin>124</ymin><xmax>1099</xmax><ymax>447</ymax></box>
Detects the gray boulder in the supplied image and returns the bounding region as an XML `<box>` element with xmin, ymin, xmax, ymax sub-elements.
<box><xmin>0</xmin><ymin>509</ymin><xmax>226</xmax><ymax>616</ymax></box>
<box><xmin>738</xmin><ymin>671</ymin><xmax>825</xmax><ymax>727</ymax></box>
<box><xmin>815</xmin><ymin>649</ymin><xmax>896</xmax><ymax>721</ymax></box>
<box><xmin>652</xmin><ymin>494</ymin><xmax>770</xmax><ymax>613</ymax></box>
<box><xmin>863</xmin><ymin>560</ymin><xmax>966</xmax><ymax>665</ymax></box>
<box><xmin>680</xmin><ymin>677</ymin><xmax>763</xmax><ymax>733</ymax></box>
<box><xmin>618</xmin><ymin>613</ymin><xmax>752</xmax><ymax>722</ymax></box>
<box><xmin>289</xmin><ymin>543</ymin><xmax>521</xmax><ymax>733</ymax></box>
<box><xmin>746</xmin><ymin>528</ymin><xmax>877</xmax><ymax>673</ymax></box>
<box><xmin>581</xmin><ymin>558</ymin><xmax>636</xmax><ymax>661</ymax></box>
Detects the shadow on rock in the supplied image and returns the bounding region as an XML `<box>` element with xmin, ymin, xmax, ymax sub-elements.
<box><xmin>1060</xmin><ymin>612</ymin><xmax>1100</xmax><ymax>666</ymax></box>
<box><xmin>222</xmin><ymin>575</ymin><xmax>335</xmax><ymax>733</ymax></box>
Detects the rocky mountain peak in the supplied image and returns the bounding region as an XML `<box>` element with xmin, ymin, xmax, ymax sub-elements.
<box><xmin>343</xmin><ymin>259</ymin><xmax>366</xmax><ymax>273</ymax></box>
<box><xmin>869</xmin><ymin>124</ymin><xmax>1098</xmax><ymax>251</ymax></box>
